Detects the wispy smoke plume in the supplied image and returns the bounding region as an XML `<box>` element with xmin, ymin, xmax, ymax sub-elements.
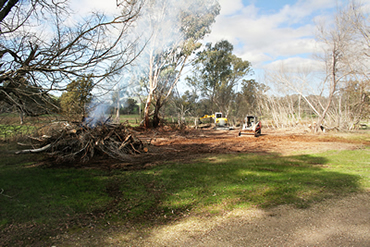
<box><xmin>85</xmin><ymin>102</ymin><xmax>111</xmax><ymax>127</ymax></box>
<box><xmin>131</xmin><ymin>0</ymin><xmax>219</xmax><ymax>73</ymax></box>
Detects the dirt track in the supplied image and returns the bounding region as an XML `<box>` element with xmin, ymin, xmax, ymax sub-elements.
<box><xmin>111</xmin><ymin>192</ymin><xmax>370</xmax><ymax>247</ymax></box>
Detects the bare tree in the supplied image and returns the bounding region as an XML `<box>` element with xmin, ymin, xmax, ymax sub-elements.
<box><xmin>265</xmin><ymin>64</ymin><xmax>325</xmax><ymax>127</ymax></box>
<box><xmin>265</xmin><ymin>2</ymin><xmax>363</xmax><ymax>132</ymax></box>
<box><xmin>314</xmin><ymin>1</ymin><xmax>370</xmax><ymax>131</ymax></box>
<box><xmin>0</xmin><ymin>0</ymin><xmax>143</xmax><ymax>121</ymax></box>
<box><xmin>337</xmin><ymin>1</ymin><xmax>370</xmax><ymax>126</ymax></box>
<box><xmin>315</xmin><ymin>14</ymin><xmax>352</xmax><ymax>131</ymax></box>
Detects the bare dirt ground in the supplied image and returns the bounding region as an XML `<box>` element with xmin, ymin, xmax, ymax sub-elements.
<box><xmin>47</xmin><ymin>127</ymin><xmax>370</xmax><ymax>247</ymax></box>
<box><xmin>86</xmin><ymin>127</ymin><xmax>369</xmax><ymax>170</ymax></box>
<box><xmin>102</xmin><ymin>192</ymin><xmax>370</xmax><ymax>247</ymax></box>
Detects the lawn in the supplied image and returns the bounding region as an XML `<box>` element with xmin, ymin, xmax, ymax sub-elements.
<box><xmin>118</xmin><ymin>114</ymin><xmax>141</xmax><ymax>125</ymax></box>
<box><xmin>0</xmin><ymin>139</ymin><xmax>369</xmax><ymax>245</ymax></box>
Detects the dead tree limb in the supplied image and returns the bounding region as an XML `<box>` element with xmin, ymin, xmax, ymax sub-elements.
<box><xmin>15</xmin><ymin>144</ymin><xmax>52</xmax><ymax>154</ymax></box>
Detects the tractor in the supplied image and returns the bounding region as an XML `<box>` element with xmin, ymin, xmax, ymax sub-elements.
<box><xmin>238</xmin><ymin>115</ymin><xmax>261</xmax><ymax>137</ymax></box>
<box><xmin>199</xmin><ymin>112</ymin><xmax>230</xmax><ymax>129</ymax></box>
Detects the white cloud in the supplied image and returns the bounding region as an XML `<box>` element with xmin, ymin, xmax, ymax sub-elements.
<box><xmin>204</xmin><ymin>0</ymin><xmax>340</xmax><ymax>72</ymax></box>
<box><xmin>218</xmin><ymin>0</ymin><xmax>245</xmax><ymax>16</ymax></box>
<box><xmin>265</xmin><ymin>57</ymin><xmax>324</xmax><ymax>72</ymax></box>
<box><xmin>69</xmin><ymin>0</ymin><xmax>121</xmax><ymax>17</ymax></box>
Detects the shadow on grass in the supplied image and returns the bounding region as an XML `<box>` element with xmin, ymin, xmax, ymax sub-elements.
<box><xmin>0</xmin><ymin>150</ymin><xmax>363</xmax><ymax>246</ymax></box>
<box><xmin>146</xmin><ymin>153</ymin><xmax>361</xmax><ymax>215</ymax></box>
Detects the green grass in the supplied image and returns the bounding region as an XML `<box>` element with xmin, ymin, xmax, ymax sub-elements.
<box><xmin>0</xmin><ymin>113</ymin><xmax>65</xmax><ymax>140</ymax></box>
<box><xmin>0</xmin><ymin>142</ymin><xmax>369</xmax><ymax>244</ymax></box>
<box><xmin>150</xmin><ymin>151</ymin><xmax>368</xmax><ymax>214</ymax></box>
<box><xmin>119</xmin><ymin>114</ymin><xmax>141</xmax><ymax>125</ymax></box>
<box><xmin>325</xmin><ymin>131</ymin><xmax>370</xmax><ymax>142</ymax></box>
<box><xmin>0</xmin><ymin>155</ymin><xmax>111</xmax><ymax>226</ymax></box>
<box><xmin>1</xmin><ymin>147</ymin><xmax>369</xmax><ymax>224</ymax></box>
<box><xmin>0</xmin><ymin>124</ymin><xmax>37</xmax><ymax>139</ymax></box>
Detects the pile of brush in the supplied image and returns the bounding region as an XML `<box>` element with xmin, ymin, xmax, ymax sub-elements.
<box><xmin>16</xmin><ymin>122</ymin><xmax>145</xmax><ymax>163</ymax></box>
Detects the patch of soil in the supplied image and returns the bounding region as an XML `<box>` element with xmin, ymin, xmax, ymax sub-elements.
<box><xmin>111</xmin><ymin>192</ymin><xmax>370</xmax><ymax>247</ymax></box>
<box><xmin>59</xmin><ymin>127</ymin><xmax>369</xmax><ymax>170</ymax></box>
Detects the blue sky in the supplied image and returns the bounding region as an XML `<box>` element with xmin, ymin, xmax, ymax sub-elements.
<box><xmin>73</xmin><ymin>0</ymin><xmax>369</xmax><ymax>84</ymax></box>
<box><xmin>204</xmin><ymin>0</ymin><xmax>342</xmax><ymax>73</ymax></box>
<box><xmin>203</xmin><ymin>0</ymin><xmax>369</xmax><ymax>79</ymax></box>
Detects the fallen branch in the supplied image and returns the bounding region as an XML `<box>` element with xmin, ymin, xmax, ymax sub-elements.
<box><xmin>17</xmin><ymin>142</ymin><xmax>31</xmax><ymax>146</ymax></box>
<box><xmin>119</xmin><ymin>135</ymin><xmax>132</xmax><ymax>150</ymax></box>
<box><xmin>27</xmin><ymin>136</ymin><xmax>48</xmax><ymax>142</ymax></box>
<box><xmin>130</xmin><ymin>143</ymin><xmax>141</xmax><ymax>154</ymax></box>
<box><xmin>15</xmin><ymin>144</ymin><xmax>52</xmax><ymax>154</ymax></box>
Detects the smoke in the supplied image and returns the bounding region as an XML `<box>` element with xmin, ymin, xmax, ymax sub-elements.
<box><xmin>131</xmin><ymin>0</ymin><xmax>219</xmax><ymax>71</ymax></box>
<box><xmin>85</xmin><ymin>102</ymin><xmax>111</xmax><ymax>127</ymax></box>
<box><xmin>121</xmin><ymin>0</ymin><xmax>220</xmax><ymax>105</ymax></box>
<box><xmin>85</xmin><ymin>0</ymin><xmax>220</xmax><ymax>117</ymax></box>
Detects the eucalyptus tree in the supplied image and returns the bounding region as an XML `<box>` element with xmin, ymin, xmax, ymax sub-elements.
<box><xmin>59</xmin><ymin>75</ymin><xmax>94</xmax><ymax>117</ymax></box>
<box><xmin>234</xmin><ymin>79</ymin><xmax>268</xmax><ymax>118</ymax></box>
<box><xmin>138</xmin><ymin>0</ymin><xmax>220</xmax><ymax>128</ymax></box>
<box><xmin>187</xmin><ymin>40</ymin><xmax>253</xmax><ymax>116</ymax></box>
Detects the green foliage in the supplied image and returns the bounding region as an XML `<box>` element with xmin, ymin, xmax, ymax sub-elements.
<box><xmin>180</xmin><ymin>0</ymin><xmax>220</xmax><ymax>40</ymax></box>
<box><xmin>59</xmin><ymin>75</ymin><xmax>94</xmax><ymax>116</ymax></box>
<box><xmin>233</xmin><ymin>79</ymin><xmax>269</xmax><ymax>117</ymax></box>
<box><xmin>122</xmin><ymin>98</ymin><xmax>139</xmax><ymax>115</ymax></box>
<box><xmin>166</xmin><ymin>90</ymin><xmax>200</xmax><ymax>118</ymax></box>
<box><xmin>187</xmin><ymin>40</ymin><xmax>252</xmax><ymax>114</ymax></box>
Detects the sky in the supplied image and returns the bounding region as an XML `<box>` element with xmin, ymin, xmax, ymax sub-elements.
<box><xmin>204</xmin><ymin>0</ymin><xmax>346</xmax><ymax>78</ymax></box>
<box><xmin>71</xmin><ymin>0</ymin><xmax>370</xmax><ymax>84</ymax></box>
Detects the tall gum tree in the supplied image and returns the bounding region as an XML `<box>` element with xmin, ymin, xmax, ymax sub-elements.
<box><xmin>137</xmin><ymin>0</ymin><xmax>220</xmax><ymax>128</ymax></box>
<box><xmin>187</xmin><ymin>40</ymin><xmax>252</xmax><ymax>117</ymax></box>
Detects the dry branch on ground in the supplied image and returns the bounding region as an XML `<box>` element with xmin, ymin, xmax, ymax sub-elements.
<box><xmin>16</xmin><ymin>122</ymin><xmax>145</xmax><ymax>163</ymax></box>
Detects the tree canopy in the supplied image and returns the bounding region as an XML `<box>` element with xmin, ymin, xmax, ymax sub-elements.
<box><xmin>187</xmin><ymin>40</ymin><xmax>252</xmax><ymax>116</ymax></box>
<box><xmin>59</xmin><ymin>75</ymin><xmax>94</xmax><ymax>117</ymax></box>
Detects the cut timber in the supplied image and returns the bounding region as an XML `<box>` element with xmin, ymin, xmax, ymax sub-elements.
<box><xmin>119</xmin><ymin>135</ymin><xmax>133</xmax><ymax>150</ymax></box>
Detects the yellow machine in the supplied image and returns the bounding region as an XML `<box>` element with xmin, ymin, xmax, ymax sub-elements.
<box><xmin>199</xmin><ymin>112</ymin><xmax>228</xmax><ymax>127</ymax></box>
